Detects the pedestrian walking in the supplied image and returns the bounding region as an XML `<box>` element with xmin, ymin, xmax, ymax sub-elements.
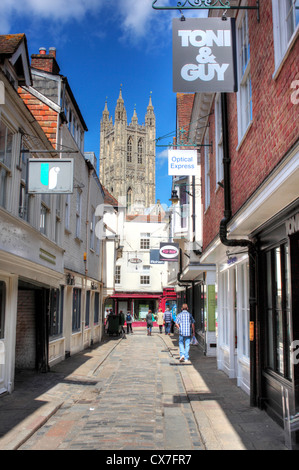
<box><xmin>163</xmin><ymin>307</ymin><xmax>172</xmax><ymax>335</ymax></box>
<box><xmin>146</xmin><ymin>309</ymin><xmax>153</xmax><ymax>336</ymax></box>
<box><xmin>156</xmin><ymin>308</ymin><xmax>164</xmax><ymax>333</ymax></box>
<box><xmin>119</xmin><ymin>310</ymin><xmax>126</xmax><ymax>336</ymax></box>
<box><xmin>126</xmin><ymin>311</ymin><xmax>133</xmax><ymax>334</ymax></box>
<box><xmin>175</xmin><ymin>303</ymin><xmax>195</xmax><ymax>363</ymax></box>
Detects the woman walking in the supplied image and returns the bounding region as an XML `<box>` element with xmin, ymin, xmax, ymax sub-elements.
<box><xmin>146</xmin><ymin>309</ymin><xmax>153</xmax><ymax>336</ymax></box>
<box><xmin>156</xmin><ymin>308</ymin><xmax>164</xmax><ymax>334</ymax></box>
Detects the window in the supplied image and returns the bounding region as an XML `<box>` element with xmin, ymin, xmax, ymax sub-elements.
<box><xmin>40</xmin><ymin>194</ymin><xmax>50</xmax><ymax>235</ymax></box>
<box><xmin>19</xmin><ymin>149</ymin><xmax>29</xmax><ymax>221</ymax></box>
<box><xmin>90</xmin><ymin>208</ymin><xmax>95</xmax><ymax>250</ymax></box>
<box><xmin>94</xmin><ymin>292</ymin><xmax>99</xmax><ymax>324</ymax></box>
<box><xmin>265</xmin><ymin>243</ymin><xmax>292</xmax><ymax>379</ymax></box>
<box><xmin>76</xmin><ymin>189</ymin><xmax>82</xmax><ymax>239</ymax></box>
<box><xmin>55</xmin><ymin>194</ymin><xmax>61</xmax><ymax>244</ymax></box>
<box><xmin>221</xmin><ymin>270</ymin><xmax>229</xmax><ymax>346</ymax></box>
<box><xmin>140</xmin><ymin>233</ymin><xmax>150</xmax><ymax>250</ymax></box>
<box><xmin>127</xmin><ymin>137</ymin><xmax>133</xmax><ymax>162</ymax></box>
<box><xmin>237</xmin><ymin>11</ymin><xmax>252</xmax><ymax>141</ymax></box>
<box><xmin>215</xmin><ymin>93</ymin><xmax>224</xmax><ymax>185</ymax></box>
<box><xmin>138</xmin><ymin>138</ymin><xmax>143</xmax><ymax>164</ymax></box>
<box><xmin>179</xmin><ymin>184</ymin><xmax>188</xmax><ymax>230</ymax></box>
<box><xmin>272</xmin><ymin>0</ymin><xmax>299</xmax><ymax>71</ymax></box>
<box><xmin>127</xmin><ymin>187</ymin><xmax>132</xmax><ymax>212</ymax></box>
<box><xmin>204</xmin><ymin>129</ymin><xmax>210</xmax><ymax>209</ymax></box>
<box><xmin>72</xmin><ymin>288</ymin><xmax>81</xmax><ymax>332</ymax></box>
<box><xmin>140</xmin><ymin>275</ymin><xmax>150</xmax><ymax>285</ymax></box>
<box><xmin>0</xmin><ymin>281</ymin><xmax>5</xmax><ymax>340</ymax></box>
<box><xmin>0</xmin><ymin>120</ymin><xmax>13</xmax><ymax>209</ymax></box>
<box><xmin>85</xmin><ymin>290</ymin><xmax>90</xmax><ymax>327</ymax></box>
<box><xmin>65</xmin><ymin>194</ymin><xmax>71</xmax><ymax>231</ymax></box>
<box><xmin>49</xmin><ymin>288</ymin><xmax>63</xmax><ymax>337</ymax></box>
<box><xmin>115</xmin><ymin>265</ymin><xmax>121</xmax><ymax>284</ymax></box>
<box><xmin>237</xmin><ymin>262</ymin><xmax>250</xmax><ymax>358</ymax></box>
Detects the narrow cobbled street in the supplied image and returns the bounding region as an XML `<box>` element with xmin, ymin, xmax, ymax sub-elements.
<box><xmin>18</xmin><ymin>331</ymin><xmax>203</xmax><ymax>451</ymax></box>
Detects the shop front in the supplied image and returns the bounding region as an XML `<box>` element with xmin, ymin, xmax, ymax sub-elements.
<box><xmin>255</xmin><ymin>200</ymin><xmax>299</xmax><ymax>425</ymax></box>
<box><xmin>108</xmin><ymin>292</ymin><xmax>162</xmax><ymax>320</ymax></box>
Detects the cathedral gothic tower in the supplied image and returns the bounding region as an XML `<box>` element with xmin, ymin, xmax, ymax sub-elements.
<box><xmin>99</xmin><ymin>88</ymin><xmax>156</xmax><ymax>213</ymax></box>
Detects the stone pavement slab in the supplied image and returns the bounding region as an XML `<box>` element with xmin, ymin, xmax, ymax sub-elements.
<box><xmin>0</xmin><ymin>328</ymin><xmax>290</xmax><ymax>450</ymax></box>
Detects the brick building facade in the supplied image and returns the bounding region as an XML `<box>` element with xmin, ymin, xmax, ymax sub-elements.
<box><xmin>171</xmin><ymin>0</ymin><xmax>299</xmax><ymax>428</ymax></box>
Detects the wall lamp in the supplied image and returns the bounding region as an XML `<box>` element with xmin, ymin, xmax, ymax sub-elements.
<box><xmin>169</xmin><ymin>189</ymin><xmax>179</xmax><ymax>204</ymax></box>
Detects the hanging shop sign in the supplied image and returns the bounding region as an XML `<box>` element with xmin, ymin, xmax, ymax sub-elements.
<box><xmin>168</xmin><ymin>149</ymin><xmax>197</xmax><ymax>176</ymax></box>
<box><xmin>150</xmin><ymin>249</ymin><xmax>165</xmax><ymax>264</ymax></box>
<box><xmin>159</xmin><ymin>243</ymin><xmax>179</xmax><ymax>262</ymax></box>
<box><xmin>172</xmin><ymin>17</ymin><xmax>237</xmax><ymax>93</ymax></box>
<box><xmin>27</xmin><ymin>158</ymin><xmax>74</xmax><ymax>194</ymax></box>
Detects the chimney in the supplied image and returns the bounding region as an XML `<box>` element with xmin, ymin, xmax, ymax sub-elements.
<box><xmin>31</xmin><ymin>47</ymin><xmax>60</xmax><ymax>74</ymax></box>
<box><xmin>49</xmin><ymin>47</ymin><xmax>56</xmax><ymax>59</ymax></box>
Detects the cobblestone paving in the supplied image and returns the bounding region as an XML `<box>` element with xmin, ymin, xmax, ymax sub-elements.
<box><xmin>19</xmin><ymin>332</ymin><xmax>204</xmax><ymax>450</ymax></box>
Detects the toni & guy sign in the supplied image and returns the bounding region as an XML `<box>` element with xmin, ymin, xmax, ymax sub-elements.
<box><xmin>173</xmin><ymin>17</ymin><xmax>237</xmax><ymax>93</ymax></box>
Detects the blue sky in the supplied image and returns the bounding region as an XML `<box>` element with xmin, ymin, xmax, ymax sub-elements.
<box><xmin>1</xmin><ymin>0</ymin><xmax>206</xmax><ymax>207</ymax></box>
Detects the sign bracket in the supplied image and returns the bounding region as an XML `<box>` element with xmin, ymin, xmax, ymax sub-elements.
<box><xmin>152</xmin><ymin>0</ymin><xmax>260</xmax><ymax>22</ymax></box>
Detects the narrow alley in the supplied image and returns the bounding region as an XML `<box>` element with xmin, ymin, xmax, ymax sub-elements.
<box><xmin>0</xmin><ymin>327</ymin><xmax>286</xmax><ymax>452</ymax></box>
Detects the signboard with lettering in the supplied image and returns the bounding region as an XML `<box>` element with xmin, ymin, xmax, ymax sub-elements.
<box><xmin>168</xmin><ymin>149</ymin><xmax>197</xmax><ymax>176</ymax></box>
<box><xmin>27</xmin><ymin>158</ymin><xmax>74</xmax><ymax>194</ymax></box>
<box><xmin>172</xmin><ymin>17</ymin><xmax>237</xmax><ymax>93</ymax></box>
<box><xmin>159</xmin><ymin>243</ymin><xmax>179</xmax><ymax>262</ymax></box>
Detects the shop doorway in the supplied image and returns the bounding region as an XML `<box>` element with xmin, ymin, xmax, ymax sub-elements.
<box><xmin>15</xmin><ymin>281</ymin><xmax>50</xmax><ymax>373</ymax></box>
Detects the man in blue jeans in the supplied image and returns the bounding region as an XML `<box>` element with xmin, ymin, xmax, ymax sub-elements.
<box><xmin>175</xmin><ymin>304</ymin><xmax>195</xmax><ymax>363</ymax></box>
<box><xmin>163</xmin><ymin>307</ymin><xmax>172</xmax><ymax>335</ymax></box>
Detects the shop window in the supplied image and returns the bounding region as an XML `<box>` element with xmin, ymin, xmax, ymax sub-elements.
<box><xmin>265</xmin><ymin>243</ymin><xmax>292</xmax><ymax>379</ymax></box>
<box><xmin>49</xmin><ymin>287</ymin><xmax>63</xmax><ymax>337</ymax></box>
<box><xmin>0</xmin><ymin>281</ymin><xmax>5</xmax><ymax>340</ymax></box>
<box><xmin>94</xmin><ymin>292</ymin><xmax>99</xmax><ymax>324</ymax></box>
<box><xmin>72</xmin><ymin>288</ymin><xmax>81</xmax><ymax>332</ymax></box>
<box><xmin>85</xmin><ymin>291</ymin><xmax>90</xmax><ymax>327</ymax></box>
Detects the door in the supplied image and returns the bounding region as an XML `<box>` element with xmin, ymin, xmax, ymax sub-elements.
<box><xmin>0</xmin><ymin>281</ymin><xmax>6</xmax><ymax>393</ymax></box>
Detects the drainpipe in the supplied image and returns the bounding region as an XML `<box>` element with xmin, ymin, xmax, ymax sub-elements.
<box><xmin>219</xmin><ymin>93</ymin><xmax>257</xmax><ymax>407</ymax></box>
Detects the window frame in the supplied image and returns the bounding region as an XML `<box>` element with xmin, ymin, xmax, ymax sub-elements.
<box><xmin>236</xmin><ymin>10</ymin><xmax>253</xmax><ymax>143</ymax></box>
<box><xmin>272</xmin><ymin>0</ymin><xmax>299</xmax><ymax>76</ymax></box>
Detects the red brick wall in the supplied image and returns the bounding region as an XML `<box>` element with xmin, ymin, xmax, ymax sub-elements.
<box><xmin>176</xmin><ymin>93</ymin><xmax>195</xmax><ymax>144</ymax></box>
<box><xmin>31</xmin><ymin>53</ymin><xmax>60</xmax><ymax>75</ymax></box>
<box><xmin>201</xmin><ymin>1</ymin><xmax>299</xmax><ymax>250</ymax></box>
<box><xmin>18</xmin><ymin>87</ymin><xmax>58</xmax><ymax>147</ymax></box>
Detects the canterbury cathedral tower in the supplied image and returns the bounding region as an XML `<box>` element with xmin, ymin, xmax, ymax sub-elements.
<box><xmin>99</xmin><ymin>88</ymin><xmax>156</xmax><ymax>213</ymax></box>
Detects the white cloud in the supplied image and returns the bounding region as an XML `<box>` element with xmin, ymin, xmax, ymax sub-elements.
<box><xmin>156</xmin><ymin>148</ymin><xmax>169</xmax><ymax>168</ymax></box>
<box><xmin>0</xmin><ymin>0</ymin><xmax>104</xmax><ymax>32</ymax></box>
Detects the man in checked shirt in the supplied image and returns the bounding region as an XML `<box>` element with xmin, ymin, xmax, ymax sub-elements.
<box><xmin>175</xmin><ymin>304</ymin><xmax>195</xmax><ymax>363</ymax></box>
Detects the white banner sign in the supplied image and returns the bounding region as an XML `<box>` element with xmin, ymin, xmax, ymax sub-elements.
<box><xmin>168</xmin><ymin>149</ymin><xmax>197</xmax><ymax>176</ymax></box>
